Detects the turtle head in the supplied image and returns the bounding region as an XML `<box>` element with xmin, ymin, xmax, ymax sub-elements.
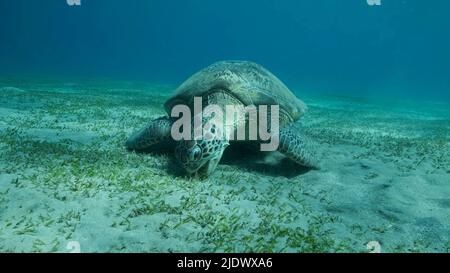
<box><xmin>175</xmin><ymin>119</ymin><xmax>229</xmax><ymax>178</ymax></box>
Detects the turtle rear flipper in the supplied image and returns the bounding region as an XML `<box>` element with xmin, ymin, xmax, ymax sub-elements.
<box><xmin>126</xmin><ymin>116</ymin><xmax>174</xmax><ymax>152</ymax></box>
<box><xmin>278</xmin><ymin>123</ymin><xmax>320</xmax><ymax>169</ymax></box>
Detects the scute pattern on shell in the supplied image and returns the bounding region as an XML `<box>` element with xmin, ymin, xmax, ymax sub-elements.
<box><xmin>164</xmin><ymin>61</ymin><xmax>307</xmax><ymax>122</ymax></box>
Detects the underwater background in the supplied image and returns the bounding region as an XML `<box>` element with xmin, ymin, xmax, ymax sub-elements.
<box><xmin>0</xmin><ymin>0</ymin><xmax>449</xmax><ymax>253</ymax></box>
<box><xmin>1</xmin><ymin>0</ymin><xmax>450</xmax><ymax>100</ymax></box>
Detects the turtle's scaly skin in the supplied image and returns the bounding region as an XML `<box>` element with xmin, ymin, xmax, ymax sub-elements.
<box><xmin>126</xmin><ymin>117</ymin><xmax>173</xmax><ymax>151</ymax></box>
<box><xmin>126</xmin><ymin>61</ymin><xmax>320</xmax><ymax>177</ymax></box>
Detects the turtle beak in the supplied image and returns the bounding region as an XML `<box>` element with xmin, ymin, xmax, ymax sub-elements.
<box><xmin>195</xmin><ymin>163</ymin><xmax>211</xmax><ymax>179</ymax></box>
<box><xmin>194</xmin><ymin>150</ymin><xmax>224</xmax><ymax>178</ymax></box>
<box><xmin>195</xmin><ymin>157</ymin><xmax>220</xmax><ymax>179</ymax></box>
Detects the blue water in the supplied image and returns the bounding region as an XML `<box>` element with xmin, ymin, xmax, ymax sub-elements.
<box><xmin>1</xmin><ymin>0</ymin><xmax>449</xmax><ymax>100</ymax></box>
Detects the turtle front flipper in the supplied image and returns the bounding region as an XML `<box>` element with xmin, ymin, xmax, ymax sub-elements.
<box><xmin>126</xmin><ymin>116</ymin><xmax>174</xmax><ymax>152</ymax></box>
<box><xmin>277</xmin><ymin>123</ymin><xmax>320</xmax><ymax>170</ymax></box>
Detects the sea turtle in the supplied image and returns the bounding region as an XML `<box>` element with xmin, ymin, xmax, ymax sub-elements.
<box><xmin>126</xmin><ymin>61</ymin><xmax>319</xmax><ymax>177</ymax></box>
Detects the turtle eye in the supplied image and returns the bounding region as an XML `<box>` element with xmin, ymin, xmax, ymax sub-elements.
<box><xmin>193</xmin><ymin>147</ymin><xmax>202</xmax><ymax>160</ymax></box>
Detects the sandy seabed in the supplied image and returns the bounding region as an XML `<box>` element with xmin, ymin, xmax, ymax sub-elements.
<box><xmin>0</xmin><ymin>81</ymin><xmax>449</xmax><ymax>253</ymax></box>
